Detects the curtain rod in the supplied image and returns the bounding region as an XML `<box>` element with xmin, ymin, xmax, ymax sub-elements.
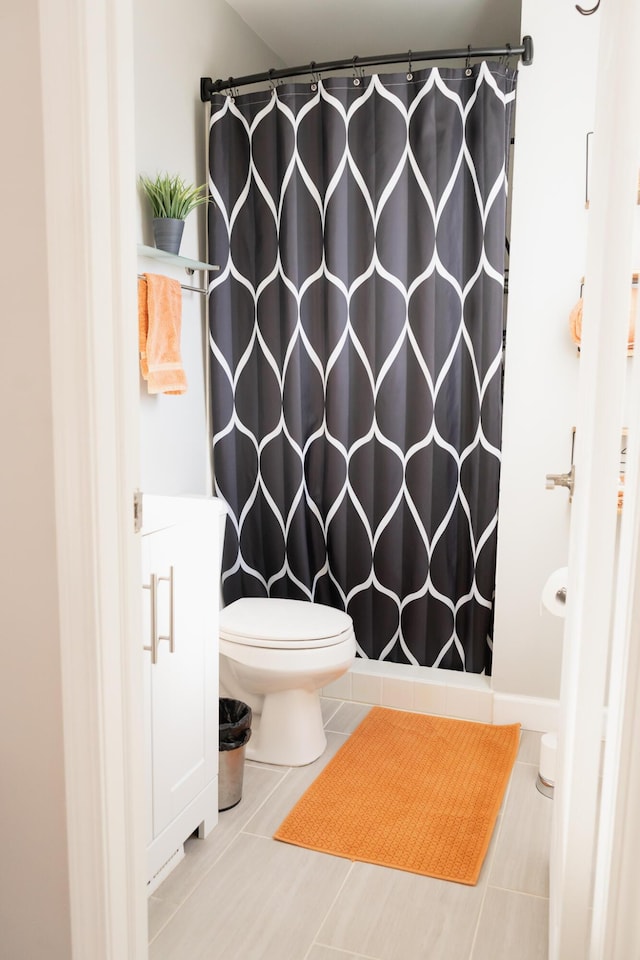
<box><xmin>200</xmin><ymin>35</ymin><xmax>533</xmax><ymax>99</ymax></box>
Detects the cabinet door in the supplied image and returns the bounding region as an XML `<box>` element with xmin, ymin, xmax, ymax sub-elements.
<box><xmin>143</xmin><ymin>517</ymin><xmax>218</xmax><ymax>839</ymax></box>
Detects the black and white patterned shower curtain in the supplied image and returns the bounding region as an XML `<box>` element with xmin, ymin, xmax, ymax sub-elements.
<box><xmin>207</xmin><ymin>62</ymin><xmax>516</xmax><ymax>673</ymax></box>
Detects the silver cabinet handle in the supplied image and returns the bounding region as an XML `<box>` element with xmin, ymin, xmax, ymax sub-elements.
<box><xmin>142</xmin><ymin>572</ymin><xmax>158</xmax><ymax>664</ymax></box>
<box><xmin>157</xmin><ymin>566</ymin><xmax>175</xmax><ymax>654</ymax></box>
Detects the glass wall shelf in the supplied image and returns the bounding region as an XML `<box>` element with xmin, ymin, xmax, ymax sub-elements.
<box><xmin>137</xmin><ymin>244</ymin><xmax>219</xmax><ymax>272</ymax></box>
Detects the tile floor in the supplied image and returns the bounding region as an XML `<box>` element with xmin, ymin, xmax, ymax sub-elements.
<box><xmin>148</xmin><ymin>701</ymin><xmax>551</xmax><ymax>960</ymax></box>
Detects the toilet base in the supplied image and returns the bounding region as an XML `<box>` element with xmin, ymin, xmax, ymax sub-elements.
<box><xmin>246</xmin><ymin>688</ymin><xmax>327</xmax><ymax>766</ymax></box>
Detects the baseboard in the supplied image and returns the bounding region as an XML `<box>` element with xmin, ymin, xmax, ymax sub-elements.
<box><xmin>322</xmin><ymin>660</ymin><xmax>560</xmax><ymax>732</ymax></box>
<box><xmin>492</xmin><ymin>692</ymin><xmax>560</xmax><ymax>732</ymax></box>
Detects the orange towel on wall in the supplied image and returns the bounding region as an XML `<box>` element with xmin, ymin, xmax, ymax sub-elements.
<box><xmin>138</xmin><ymin>273</ymin><xmax>187</xmax><ymax>395</ymax></box>
<box><xmin>569</xmin><ymin>284</ymin><xmax>637</xmax><ymax>351</ymax></box>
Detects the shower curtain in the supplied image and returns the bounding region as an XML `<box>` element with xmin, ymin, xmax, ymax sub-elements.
<box><xmin>207</xmin><ymin>62</ymin><xmax>516</xmax><ymax>673</ymax></box>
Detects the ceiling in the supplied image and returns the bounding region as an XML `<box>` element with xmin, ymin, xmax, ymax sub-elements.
<box><xmin>224</xmin><ymin>0</ymin><xmax>522</xmax><ymax>69</ymax></box>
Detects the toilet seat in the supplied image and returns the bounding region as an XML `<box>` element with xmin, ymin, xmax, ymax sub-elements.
<box><xmin>219</xmin><ymin>597</ymin><xmax>353</xmax><ymax>650</ymax></box>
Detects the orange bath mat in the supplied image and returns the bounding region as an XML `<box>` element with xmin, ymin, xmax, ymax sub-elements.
<box><xmin>274</xmin><ymin>707</ymin><xmax>520</xmax><ymax>885</ymax></box>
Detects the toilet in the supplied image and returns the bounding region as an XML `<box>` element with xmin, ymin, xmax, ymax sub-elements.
<box><xmin>219</xmin><ymin>597</ymin><xmax>356</xmax><ymax>766</ymax></box>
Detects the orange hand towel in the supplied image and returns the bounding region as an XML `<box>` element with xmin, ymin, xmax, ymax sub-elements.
<box><xmin>138</xmin><ymin>273</ymin><xmax>187</xmax><ymax>395</ymax></box>
<box><xmin>569</xmin><ymin>284</ymin><xmax>637</xmax><ymax>350</ymax></box>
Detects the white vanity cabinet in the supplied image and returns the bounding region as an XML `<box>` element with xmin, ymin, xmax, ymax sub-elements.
<box><xmin>141</xmin><ymin>494</ymin><xmax>225</xmax><ymax>892</ymax></box>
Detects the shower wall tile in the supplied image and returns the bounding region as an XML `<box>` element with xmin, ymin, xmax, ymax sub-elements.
<box><xmin>381</xmin><ymin>677</ymin><xmax>414</xmax><ymax>710</ymax></box>
<box><xmin>413</xmin><ymin>679</ymin><xmax>447</xmax><ymax>716</ymax></box>
<box><xmin>445</xmin><ymin>685</ymin><xmax>493</xmax><ymax>723</ymax></box>
<box><xmin>351</xmin><ymin>672</ymin><xmax>382</xmax><ymax>704</ymax></box>
<box><xmin>329</xmin><ymin>661</ymin><xmax>559</xmax><ymax>734</ymax></box>
<box><xmin>322</xmin><ymin>672</ymin><xmax>352</xmax><ymax>700</ymax></box>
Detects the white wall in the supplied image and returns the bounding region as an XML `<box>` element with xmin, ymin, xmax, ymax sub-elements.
<box><xmin>0</xmin><ymin>3</ymin><xmax>72</xmax><ymax>956</ymax></box>
<box><xmin>134</xmin><ymin>0</ymin><xmax>283</xmax><ymax>496</ymax></box>
<box><xmin>492</xmin><ymin>0</ymin><xmax>600</xmax><ymax>699</ymax></box>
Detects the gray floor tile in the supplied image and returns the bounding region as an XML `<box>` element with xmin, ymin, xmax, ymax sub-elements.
<box><xmin>151</xmin><ymin>761</ymin><xmax>287</xmax><ymax>908</ymax></box>
<box><xmin>471</xmin><ymin>887</ymin><xmax>548</xmax><ymax>960</ymax></box>
<box><xmin>518</xmin><ymin>729</ymin><xmax>543</xmax><ymax>765</ymax></box>
<box><xmin>316</xmin><ymin>861</ymin><xmax>487</xmax><ymax>960</ymax></box>
<box><xmin>244</xmin><ymin>731</ymin><xmax>349</xmax><ymax>838</ymax></box>
<box><xmin>321</xmin><ymin>697</ymin><xmax>343</xmax><ymax>726</ymax></box>
<box><xmin>324</xmin><ymin>701</ymin><xmax>371</xmax><ymax>734</ymax></box>
<box><xmin>147</xmin><ymin>894</ymin><xmax>180</xmax><ymax>942</ymax></box>
<box><xmin>489</xmin><ymin>762</ymin><xmax>552</xmax><ymax>897</ymax></box>
<box><xmin>149</xmin><ymin>833</ymin><xmax>351</xmax><ymax>960</ymax></box>
<box><xmin>148</xmin><ymin>703</ymin><xmax>552</xmax><ymax>959</ymax></box>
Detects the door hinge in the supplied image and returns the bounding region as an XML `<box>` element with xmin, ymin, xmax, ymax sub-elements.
<box><xmin>133</xmin><ymin>489</ymin><xmax>143</xmax><ymax>533</ymax></box>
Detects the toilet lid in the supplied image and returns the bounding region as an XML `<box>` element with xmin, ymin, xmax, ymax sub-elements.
<box><xmin>219</xmin><ymin>598</ymin><xmax>353</xmax><ymax>649</ymax></box>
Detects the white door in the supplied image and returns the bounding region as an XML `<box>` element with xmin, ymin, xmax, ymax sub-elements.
<box><xmin>549</xmin><ymin>2</ymin><xmax>640</xmax><ymax>957</ymax></box>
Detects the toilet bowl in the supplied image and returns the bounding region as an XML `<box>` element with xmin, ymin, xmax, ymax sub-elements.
<box><xmin>219</xmin><ymin>597</ymin><xmax>356</xmax><ymax>766</ymax></box>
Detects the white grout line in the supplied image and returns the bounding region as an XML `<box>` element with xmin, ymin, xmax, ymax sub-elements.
<box><xmin>486</xmin><ymin>884</ymin><xmax>550</xmax><ymax>901</ymax></box>
<box><xmin>301</xmin><ymin>862</ymin><xmax>365</xmax><ymax>960</ymax></box>
<box><xmin>147</xmin><ymin>897</ymin><xmax>184</xmax><ymax>946</ymax></box>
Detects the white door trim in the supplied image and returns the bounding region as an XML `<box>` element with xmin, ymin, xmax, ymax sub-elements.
<box><xmin>549</xmin><ymin>0</ymin><xmax>640</xmax><ymax>956</ymax></box>
<box><xmin>592</xmin><ymin>292</ymin><xmax>640</xmax><ymax>957</ymax></box>
<box><xmin>589</xmin><ymin>4</ymin><xmax>640</xmax><ymax>947</ymax></box>
<box><xmin>39</xmin><ymin>0</ymin><xmax>147</xmax><ymax>955</ymax></box>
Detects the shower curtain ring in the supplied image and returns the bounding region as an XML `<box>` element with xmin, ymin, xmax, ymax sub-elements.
<box><xmin>352</xmin><ymin>55</ymin><xmax>364</xmax><ymax>86</ymax></box>
<box><xmin>407</xmin><ymin>50</ymin><xmax>413</xmax><ymax>81</ymax></box>
<box><xmin>465</xmin><ymin>46</ymin><xmax>472</xmax><ymax>76</ymax></box>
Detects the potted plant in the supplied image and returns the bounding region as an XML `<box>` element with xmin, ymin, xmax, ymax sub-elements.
<box><xmin>139</xmin><ymin>172</ymin><xmax>210</xmax><ymax>255</ymax></box>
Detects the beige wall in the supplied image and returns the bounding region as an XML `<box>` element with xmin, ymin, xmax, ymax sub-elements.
<box><xmin>0</xmin><ymin>1</ymin><xmax>286</xmax><ymax>954</ymax></box>
<box><xmin>0</xmin><ymin>3</ymin><xmax>72</xmax><ymax>956</ymax></box>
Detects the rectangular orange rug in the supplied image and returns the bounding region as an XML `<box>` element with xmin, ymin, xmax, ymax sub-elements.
<box><xmin>274</xmin><ymin>707</ymin><xmax>520</xmax><ymax>885</ymax></box>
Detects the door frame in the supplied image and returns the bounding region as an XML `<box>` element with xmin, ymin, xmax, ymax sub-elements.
<box><xmin>41</xmin><ymin>0</ymin><xmax>640</xmax><ymax>955</ymax></box>
<box><xmin>549</xmin><ymin>0</ymin><xmax>640</xmax><ymax>956</ymax></box>
<box><xmin>39</xmin><ymin>0</ymin><xmax>147</xmax><ymax>955</ymax></box>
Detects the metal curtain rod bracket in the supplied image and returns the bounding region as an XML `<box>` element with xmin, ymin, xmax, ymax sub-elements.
<box><xmin>200</xmin><ymin>35</ymin><xmax>534</xmax><ymax>99</ymax></box>
<box><xmin>576</xmin><ymin>0</ymin><xmax>601</xmax><ymax>14</ymax></box>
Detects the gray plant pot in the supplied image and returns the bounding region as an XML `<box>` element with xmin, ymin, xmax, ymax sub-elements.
<box><xmin>152</xmin><ymin>217</ymin><xmax>185</xmax><ymax>255</ymax></box>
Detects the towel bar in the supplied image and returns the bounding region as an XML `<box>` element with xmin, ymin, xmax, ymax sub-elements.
<box><xmin>138</xmin><ymin>273</ymin><xmax>208</xmax><ymax>296</ymax></box>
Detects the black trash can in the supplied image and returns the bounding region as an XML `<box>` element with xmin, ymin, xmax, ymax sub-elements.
<box><xmin>218</xmin><ymin>698</ymin><xmax>252</xmax><ymax>811</ymax></box>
